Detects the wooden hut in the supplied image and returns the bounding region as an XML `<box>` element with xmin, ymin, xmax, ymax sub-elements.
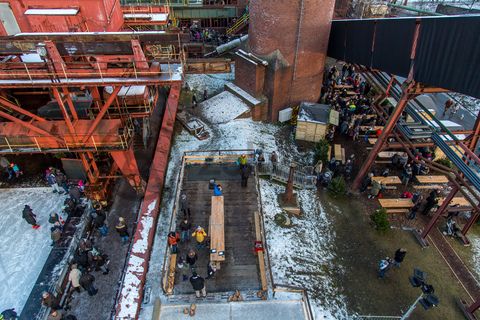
<box><xmin>295</xmin><ymin>102</ymin><xmax>339</xmax><ymax>142</ymax></box>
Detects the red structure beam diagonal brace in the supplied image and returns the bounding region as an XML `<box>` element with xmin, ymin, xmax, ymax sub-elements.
<box><xmin>82</xmin><ymin>86</ymin><xmax>121</xmax><ymax>143</ymax></box>
<box><xmin>352</xmin><ymin>81</ymin><xmax>415</xmax><ymax>190</ymax></box>
<box><xmin>421</xmin><ymin>185</ymin><xmax>458</xmax><ymax>239</ymax></box>
<box><xmin>52</xmin><ymin>87</ymin><xmax>76</xmax><ymax>135</ymax></box>
<box><xmin>62</xmin><ymin>87</ymin><xmax>79</xmax><ymax>121</ymax></box>
<box><xmin>0</xmin><ymin>96</ymin><xmax>47</xmax><ymax>122</ymax></box>
<box><xmin>0</xmin><ymin>109</ymin><xmax>64</xmax><ymax>143</ymax></box>
<box><xmin>131</xmin><ymin>39</ymin><xmax>149</xmax><ymax>70</ymax></box>
<box><xmin>461</xmin><ymin>210</ymin><xmax>479</xmax><ymax>236</ymax></box>
<box><xmin>115</xmin><ymin>84</ymin><xmax>181</xmax><ymax>319</ymax></box>
<box><xmin>110</xmin><ymin>149</ymin><xmax>146</xmax><ymax>194</ymax></box>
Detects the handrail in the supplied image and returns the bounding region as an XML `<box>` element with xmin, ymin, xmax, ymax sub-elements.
<box><xmin>226</xmin><ymin>12</ymin><xmax>249</xmax><ymax>35</ymax></box>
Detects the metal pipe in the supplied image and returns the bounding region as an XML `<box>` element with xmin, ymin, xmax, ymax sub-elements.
<box><xmin>204</xmin><ymin>35</ymin><xmax>249</xmax><ymax>57</ymax></box>
<box><xmin>387</xmin><ymin>3</ymin><xmax>444</xmax><ymax>16</ymax></box>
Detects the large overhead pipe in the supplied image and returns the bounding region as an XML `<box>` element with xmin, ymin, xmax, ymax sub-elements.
<box><xmin>204</xmin><ymin>35</ymin><xmax>248</xmax><ymax>57</ymax></box>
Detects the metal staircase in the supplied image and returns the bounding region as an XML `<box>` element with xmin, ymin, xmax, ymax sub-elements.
<box><xmin>257</xmin><ymin>162</ymin><xmax>316</xmax><ymax>189</ymax></box>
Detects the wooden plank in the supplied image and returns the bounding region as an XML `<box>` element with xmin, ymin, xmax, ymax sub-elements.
<box><xmin>416</xmin><ymin>175</ymin><xmax>449</xmax><ymax>184</ymax></box>
<box><xmin>210</xmin><ymin>196</ymin><xmax>225</xmax><ymax>264</ymax></box>
<box><xmin>378</xmin><ymin>198</ymin><xmax>414</xmax><ymax>208</ymax></box>
<box><xmin>378</xmin><ymin>151</ymin><xmax>407</xmax><ymax>159</ymax></box>
<box><xmin>438</xmin><ymin>197</ymin><xmax>470</xmax><ymax>207</ymax></box>
<box><xmin>254</xmin><ymin>211</ymin><xmax>268</xmax><ymax>291</ymax></box>
<box><xmin>414</xmin><ymin>184</ymin><xmax>444</xmax><ymax>190</ymax></box>
<box><xmin>334</xmin><ymin>144</ymin><xmax>344</xmax><ymax>162</ymax></box>
<box><xmin>374</xmin><ymin>160</ymin><xmax>391</xmax><ymax>164</ymax></box>
<box><xmin>341</xmin><ymin>148</ymin><xmax>346</xmax><ymax>165</ymax></box>
<box><xmin>328</xmin><ymin>145</ymin><xmax>332</xmax><ymax>159</ymax></box>
<box><xmin>372</xmin><ymin>176</ymin><xmax>401</xmax><ymax>184</ymax></box>
<box><xmin>166</xmin><ymin>253</ymin><xmax>177</xmax><ymax>295</ymax></box>
<box><xmin>386</xmin><ymin>208</ymin><xmax>409</xmax><ymax>214</ymax></box>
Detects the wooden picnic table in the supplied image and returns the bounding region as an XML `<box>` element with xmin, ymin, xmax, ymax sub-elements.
<box><xmin>209</xmin><ymin>196</ymin><xmax>225</xmax><ymax>268</ymax></box>
<box><xmin>334</xmin><ymin>144</ymin><xmax>345</xmax><ymax>164</ymax></box>
<box><xmin>378</xmin><ymin>151</ymin><xmax>407</xmax><ymax>159</ymax></box>
<box><xmin>438</xmin><ymin>197</ymin><xmax>470</xmax><ymax>207</ymax></box>
<box><xmin>378</xmin><ymin>198</ymin><xmax>414</xmax><ymax>209</ymax></box>
<box><xmin>360</xmin><ymin>126</ymin><xmax>383</xmax><ymax>132</ymax></box>
<box><xmin>333</xmin><ymin>84</ymin><xmax>353</xmax><ymax>90</ymax></box>
<box><xmin>372</xmin><ymin>176</ymin><xmax>401</xmax><ymax>185</ymax></box>
<box><xmin>416</xmin><ymin>175</ymin><xmax>449</xmax><ymax>184</ymax></box>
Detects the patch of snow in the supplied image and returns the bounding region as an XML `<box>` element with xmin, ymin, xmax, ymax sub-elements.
<box><xmin>20</xmin><ymin>54</ymin><xmax>43</xmax><ymax>63</ymax></box>
<box><xmin>468</xmin><ymin>234</ymin><xmax>480</xmax><ymax>279</ymax></box>
<box><xmin>117</xmin><ymin>254</ymin><xmax>144</xmax><ymax>318</ymax></box>
<box><xmin>184</xmin><ymin>67</ymin><xmax>235</xmax><ymax>96</ymax></box>
<box><xmin>198</xmin><ymin>91</ymin><xmax>250</xmax><ymax>124</ymax></box>
<box><xmin>24</xmin><ymin>8</ymin><xmax>79</xmax><ymax>15</ymax></box>
<box><xmin>124</xmin><ymin>13</ymin><xmax>169</xmax><ymax>22</ymax></box>
<box><xmin>450</xmin><ymin>93</ymin><xmax>480</xmax><ymax>114</ymax></box>
<box><xmin>0</xmin><ymin>187</ymin><xmax>67</xmax><ymax>314</ymax></box>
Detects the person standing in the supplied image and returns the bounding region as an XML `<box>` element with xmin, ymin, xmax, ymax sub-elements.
<box><xmin>378</xmin><ymin>258</ymin><xmax>391</xmax><ymax>279</ymax></box>
<box><xmin>68</xmin><ymin>264</ymin><xmax>82</xmax><ymax>294</ymax></box>
<box><xmin>189</xmin><ymin>272</ymin><xmax>207</xmax><ymax>298</ymax></box>
<box><xmin>238</xmin><ymin>154</ymin><xmax>248</xmax><ymax>169</ymax></box>
<box><xmin>22</xmin><ymin>205</ymin><xmax>39</xmax><ymax>229</ymax></box>
<box><xmin>180</xmin><ymin>192</ymin><xmax>191</xmax><ymax>218</ymax></box>
<box><xmin>393</xmin><ymin>248</ymin><xmax>407</xmax><ymax>267</ymax></box>
<box><xmin>55</xmin><ymin>169</ymin><xmax>69</xmax><ymax>194</ymax></box>
<box><xmin>192</xmin><ymin>226</ymin><xmax>207</xmax><ymax>249</ymax></box>
<box><xmin>240</xmin><ymin>165</ymin><xmax>250</xmax><ymax>188</ymax></box>
<box><xmin>168</xmin><ymin>231</ymin><xmax>180</xmax><ymax>253</ymax></box>
<box><xmin>47</xmin><ymin>310</ymin><xmax>63</xmax><ymax>320</ymax></box>
<box><xmin>192</xmin><ymin>94</ymin><xmax>197</xmax><ymax>109</ymax></box>
<box><xmin>94</xmin><ymin>207</ymin><xmax>108</xmax><ymax>237</ymax></box>
<box><xmin>422</xmin><ymin>190</ymin><xmax>439</xmax><ymax>215</ymax></box>
<box><xmin>186</xmin><ymin>249</ymin><xmax>198</xmax><ymax>271</ymax></box>
<box><xmin>46</xmin><ymin>169</ymin><xmax>63</xmax><ymax>194</ymax></box>
<box><xmin>179</xmin><ymin>218</ymin><xmax>191</xmax><ymax>243</ymax></box>
<box><xmin>41</xmin><ymin>292</ymin><xmax>60</xmax><ymax>311</ymax></box>
<box><xmin>80</xmin><ymin>272</ymin><xmax>98</xmax><ymax>296</ymax></box>
<box><xmin>50</xmin><ymin>222</ymin><xmax>63</xmax><ymax>246</ymax></box>
<box><xmin>115</xmin><ymin>217</ymin><xmax>129</xmax><ymax>244</ymax></box>
<box><xmin>1</xmin><ymin>308</ymin><xmax>18</xmax><ymax>320</ymax></box>
<box><xmin>443</xmin><ymin>99</ymin><xmax>453</xmax><ymax>117</ymax></box>
<box><xmin>401</xmin><ymin>164</ymin><xmax>413</xmax><ymax>186</ymax></box>
<box><xmin>203</xmin><ymin>89</ymin><xmax>208</xmax><ymax>101</ymax></box>
<box><xmin>270</xmin><ymin>151</ymin><xmax>278</xmax><ymax>173</ymax></box>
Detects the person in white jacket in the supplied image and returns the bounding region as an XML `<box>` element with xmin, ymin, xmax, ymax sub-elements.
<box><xmin>68</xmin><ymin>264</ymin><xmax>82</xmax><ymax>293</ymax></box>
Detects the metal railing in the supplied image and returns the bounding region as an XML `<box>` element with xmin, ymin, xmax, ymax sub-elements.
<box><xmin>226</xmin><ymin>11</ymin><xmax>249</xmax><ymax>35</ymax></box>
<box><xmin>257</xmin><ymin>162</ymin><xmax>317</xmax><ymax>189</ymax></box>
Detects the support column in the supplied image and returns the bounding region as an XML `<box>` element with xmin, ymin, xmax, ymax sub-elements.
<box><xmin>282</xmin><ymin>163</ymin><xmax>297</xmax><ymax>203</ymax></box>
<box><xmin>352</xmin><ymin>83</ymin><xmax>414</xmax><ymax>190</ymax></box>
<box><xmin>110</xmin><ymin>148</ymin><xmax>146</xmax><ymax>194</ymax></box>
<box><xmin>458</xmin><ymin>297</ymin><xmax>480</xmax><ymax>320</ymax></box>
<box><xmin>462</xmin><ymin>211</ymin><xmax>479</xmax><ymax>236</ymax></box>
<box><xmin>420</xmin><ymin>186</ymin><xmax>458</xmax><ymax>239</ymax></box>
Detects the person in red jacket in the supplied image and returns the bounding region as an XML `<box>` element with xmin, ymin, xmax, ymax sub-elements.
<box><xmin>168</xmin><ymin>231</ymin><xmax>180</xmax><ymax>253</ymax></box>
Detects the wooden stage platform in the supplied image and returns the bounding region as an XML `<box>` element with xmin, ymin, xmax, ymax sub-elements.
<box><xmin>174</xmin><ymin>164</ymin><xmax>261</xmax><ymax>294</ymax></box>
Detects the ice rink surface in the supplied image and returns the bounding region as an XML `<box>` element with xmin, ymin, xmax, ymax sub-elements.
<box><xmin>0</xmin><ymin>187</ymin><xmax>66</xmax><ymax>313</ymax></box>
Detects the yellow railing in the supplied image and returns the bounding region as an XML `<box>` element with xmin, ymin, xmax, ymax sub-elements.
<box><xmin>226</xmin><ymin>11</ymin><xmax>249</xmax><ymax>35</ymax></box>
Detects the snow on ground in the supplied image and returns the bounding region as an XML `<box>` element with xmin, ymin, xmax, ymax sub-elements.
<box><xmin>449</xmin><ymin>92</ymin><xmax>480</xmax><ymax>114</ymax></box>
<box><xmin>184</xmin><ymin>67</ymin><xmax>235</xmax><ymax>96</ymax></box>
<box><xmin>0</xmin><ymin>187</ymin><xmax>66</xmax><ymax>314</ymax></box>
<box><xmin>198</xmin><ymin>91</ymin><xmax>249</xmax><ymax>124</ymax></box>
<box><xmin>467</xmin><ymin>233</ymin><xmax>480</xmax><ymax>279</ymax></box>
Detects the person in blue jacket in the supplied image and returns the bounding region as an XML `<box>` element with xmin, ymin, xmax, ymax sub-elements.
<box><xmin>213</xmin><ymin>183</ymin><xmax>223</xmax><ymax>196</ymax></box>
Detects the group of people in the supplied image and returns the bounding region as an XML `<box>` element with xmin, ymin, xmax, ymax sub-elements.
<box><xmin>378</xmin><ymin>248</ymin><xmax>407</xmax><ymax>279</ymax></box>
<box><xmin>0</xmin><ymin>156</ymin><xmax>23</xmax><ymax>181</ymax></box>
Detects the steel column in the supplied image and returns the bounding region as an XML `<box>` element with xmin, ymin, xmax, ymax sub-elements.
<box><xmin>467</xmin><ymin>298</ymin><xmax>480</xmax><ymax>314</ymax></box>
<box><xmin>421</xmin><ymin>185</ymin><xmax>458</xmax><ymax>239</ymax></box>
<box><xmin>110</xmin><ymin>148</ymin><xmax>146</xmax><ymax>194</ymax></box>
<box><xmin>82</xmin><ymin>86</ymin><xmax>121</xmax><ymax>143</ymax></box>
<box><xmin>352</xmin><ymin>83</ymin><xmax>414</xmax><ymax>190</ymax></box>
<box><xmin>52</xmin><ymin>87</ymin><xmax>76</xmax><ymax>135</ymax></box>
<box><xmin>62</xmin><ymin>87</ymin><xmax>79</xmax><ymax>120</ymax></box>
<box><xmin>462</xmin><ymin>211</ymin><xmax>479</xmax><ymax>236</ymax></box>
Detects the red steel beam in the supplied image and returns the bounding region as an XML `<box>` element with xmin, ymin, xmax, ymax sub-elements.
<box><xmin>0</xmin><ymin>96</ymin><xmax>47</xmax><ymax>122</ymax></box>
<box><xmin>62</xmin><ymin>87</ymin><xmax>79</xmax><ymax>121</ymax></box>
<box><xmin>52</xmin><ymin>87</ymin><xmax>76</xmax><ymax>135</ymax></box>
<box><xmin>421</xmin><ymin>185</ymin><xmax>458</xmax><ymax>239</ymax></box>
<box><xmin>82</xmin><ymin>86</ymin><xmax>121</xmax><ymax>143</ymax></box>
<box><xmin>111</xmin><ymin>148</ymin><xmax>146</xmax><ymax>193</ymax></box>
<box><xmin>0</xmin><ymin>109</ymin><xmax>64</xmax><ymax>143</ymax></box>
<box><xmin>462</xmin><ymin>211</ymin><xmax>479</xmax><ymax>236</ymax></box>
<box><xmin>353</xmin><ymin>82</ymin><xmax>414</xmax><ymax>190</ymax></box>
<box><xmin>115</xmin><ymin>84</ymin><xmax>180</xmax><ymax>319</ymax></box>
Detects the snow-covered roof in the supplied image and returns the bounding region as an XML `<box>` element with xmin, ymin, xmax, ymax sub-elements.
<box><xmin>20</xmin><ymin>53</ymin><xmax>43</xmax><ymax>63</ymax></box>
<box><xmin>297</xmin><ymin>102</ymin><xmax>332</xmax><ymax>125</ymax></box>
<box><xmin>24</xmin><ymin>8</ymin><xmax>79</xmax><ymax>15</ymax></box>
<box><xmin>124</xmin><ymin>13</ymin><xmax>169</xmax><ymax>22</ymax></box>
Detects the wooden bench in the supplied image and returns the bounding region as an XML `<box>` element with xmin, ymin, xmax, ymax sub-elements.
<box><xmin>209</xmin><ymin>196</ymin><xmax>225</xmax><ymax>269</ymax></box>
<box><xmin>333</xmin><ymin>84</ymin><xmax>353</xmax><ymax>90</ymax></box>
<box><xmin>360</xmin><ymin>126</ymin><xmax>383</xmax><ymax>132</ymax></box>
<box><xmin>166</xmin><ymin>253</ymin><xmax>177</xmax><ymax>295</ymax></box>
<box><xmin>254</xmin><ymin>211</ymin><xmax>268</xmax><ymax>291</ymax></box>
<box><xmin>379</xmin><ymin>198</ymin><xmax>414</xmax><ymax>209</ymax></box>
<box><xmin>438</xmin><ymin>197</ymin><xmax>470</xmax><ymax>207</ymax></box>
<box><xmin>386</xmin><ymin>208</ymin><xmax>410</xmax><ymax>214</ymax></box>
<box><xmin>416</xmin><ymin>175</ymin><xmax>449</xmax><ymax>184</ymax></box>
<box><xmin>334</xmin><ymin>144</ymin><xmax>346</xmax><ymax>164</ymax></box>
<box><xmin>372</xmin><ymin>176</ymin><xmax>401</xmax><ymax>185</ymax></box>
<box><xmin>414</xmin><ymin>184</ymin><xmax>444</xmax><ymax>190</ymax></box>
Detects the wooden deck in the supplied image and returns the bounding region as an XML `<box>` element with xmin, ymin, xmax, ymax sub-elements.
<box><xmin>174</xmin><ymin>165</ymin><xmax>261</xmax><ymax>294</ymax></box>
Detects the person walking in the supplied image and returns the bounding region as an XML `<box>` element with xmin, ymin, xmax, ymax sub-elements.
<box><xmin>115</xmin><ymin>217</ymin><xmax>129</xmax><ymax>244</ymax></box>
<box><xmin>68</xmin><ymin>264</ymin><xmax>82</xmax><ymax>294</ymax></box>
<box><xmin>203</xmin><ymin>89</ymin><xmax>208</xmax><ymax>101</ymax></box>
<box><xmin>443</xmin><ymin>98</ymin><xmax>453</xmax><ymax>117</ymax></box>
<box><xmin>46</xmin><ymin>169</ymin><xmax>63</xmax><ymax>194</ymax></box>
<box><xmin>180</xmin><ymin>192</ymin><xmax>191</xmax><ymax>218</ymax></box>
<box><xmin>237</xmin><ymin>154</ymin><xmax>248</xmax><ymax>169</ymax></box>
<box><xmin>168</xmin><ymin>231</ymin><xmax>180</xmax><ymax>253</ymax></box>
<box><xmin>22</xmin><ymin>205</ymin><xmax>40</xmax><ymax>229</ymax></box>
<box><xmin>240</xmin><ymin>165</ymin><xmax>250</xmax><ymax>188</ymax></box>
<box><xmin>186</xmin><ymin>249</ymin><xmax>198</xmax><ymax>271</ymax></box>
<box><xmin>192</xmin><ymin>226</ymin><xmax>207</xmax><ymax>249</ymax></box>
<box><xmin>50</xmin><ymin>222</ymin><xmax>63</xmax><ymax>246</ymax></box>
<box><xmin>189</xmin><ymin>272</ymin><xmax>207</xmax><ymax>298</ymax></box>
<box><xmin>1</xmin><ymin>308</ymin><xmax>18</xmax><ymax>320</ymax></box>
<box><xmin>79</xmin><ymin>272</ymin><xmax>98</xmax><ymax>296</ymax></box>
<box><xmin>422</xmin><ymin>190</ymin><xmax>439</xmax><ymax>215</ymax></box>
<box><xmin>94</xmin><ymin>207</ymin><xmax>108</xmax><ymax>237</ymax></box>
<box><xmin>401</xmin><ymin>164</ymin><xmax>413</xmax><ymax>186</ymax></box>
<box><xmin>393</xmin><ymin>248</ymin><xmax>407</xmax><ymax>267</ymax></box>
<box><xmin>179</xmin><ymin>217</ymin><xmax>191</xmax><ymax>243</ymax></box>
<box><xmin>47</xmin><ymin>310</ymin><xmax>63</xmax><ymax>320</ymax></box>
<box><xmin>55</xmin><ymin>169</ymin><xmax>69</xmax><ymax>194</ymax></box>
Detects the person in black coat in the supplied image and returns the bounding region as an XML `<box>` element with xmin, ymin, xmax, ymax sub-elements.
<box><xmin>115</xmin><ymin>217</ymin><xmax>129</xmax><ymax>244</ymax></box>
<box><xmin>1</xmin><ymin>308</ymin><xmax>18</xmax><ymax>320</ymax></box>
<box><xmin>189</xmin><ymin>272</ymin><xmax>206</xmax><ymax>298</ymax></box>
<box><xmin>94</xmin><ymin>209</ymin><xmax>108</xmax><ymax>236</ymax></box>
<box><xmin>240</xmin><ymin>165</ymin><xmax>250</xmax><ymax>188</ymax></box>
<box><xmin>22</xmin><ymin>205</ymin><xmax>39</xmax><ymax>229</ymax></box>
<box><xmin>79</xmin><ymin>272</ymin><xmax>98</xmax><ymax>296</ymax></box>
<box><xmin>393</xmin><ymin>248</ymin><xmax>407</xmax><ymax>267</ymax></box>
